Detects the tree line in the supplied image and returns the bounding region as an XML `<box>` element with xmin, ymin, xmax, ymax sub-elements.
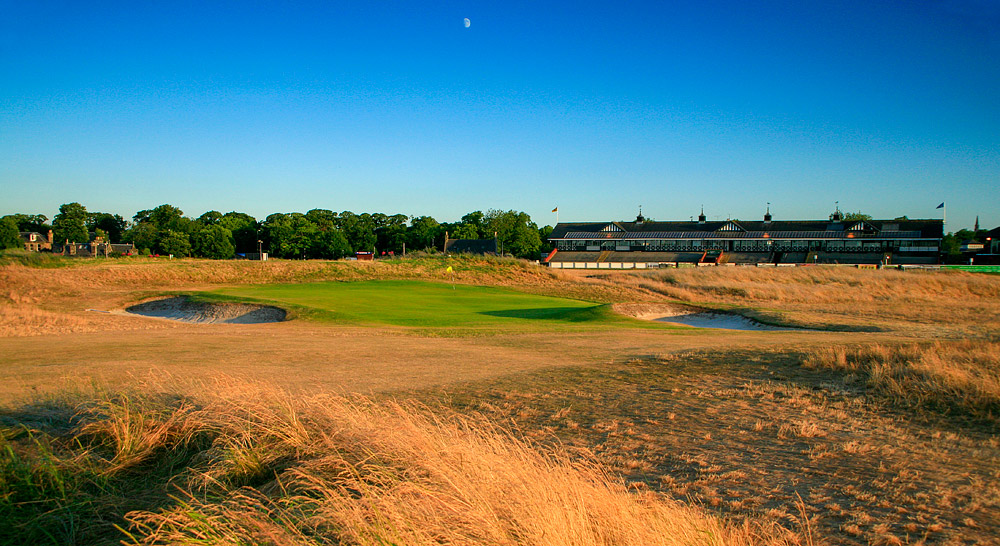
<box><xmin>1</xmin><ymin>203</ymin><xmax>553</xmax><ymax>260</ymax></box>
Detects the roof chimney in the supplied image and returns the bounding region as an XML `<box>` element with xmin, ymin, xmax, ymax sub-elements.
<box><xmin>698</xmin><ymin>206</ymin><xmax>706</xmax><ymax>224</ymax></box>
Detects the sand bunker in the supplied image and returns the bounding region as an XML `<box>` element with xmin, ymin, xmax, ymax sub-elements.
<box><xmin>613</xmin><ymin>303</ymin><xmax>790</xmax><ymax>331</ymax></box>
<box><xmin>126</xmin><ymin>297</ymin><xmax>287</xmax><ymax>324</ymax></box>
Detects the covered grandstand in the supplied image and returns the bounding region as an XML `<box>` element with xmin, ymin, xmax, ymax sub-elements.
<box><xmin>546</xmin><ymin>209</ymin><xmax>943</xmax><ymax>268</ymax></box>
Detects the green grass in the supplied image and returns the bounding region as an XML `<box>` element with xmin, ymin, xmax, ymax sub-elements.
<box><xmin>213</xmin><ymin>280</ymin><xmax>661</xmax><ymax>331</ymax></box>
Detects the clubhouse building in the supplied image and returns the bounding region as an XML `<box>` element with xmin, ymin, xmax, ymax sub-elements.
<box><xmin>546</xmin><ymin>209</ymin><xmax>943</xmax><ymax>268</ymax></box>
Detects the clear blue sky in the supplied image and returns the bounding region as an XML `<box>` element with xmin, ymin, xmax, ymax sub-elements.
<box><xmin>2</xmin><ymin>1</ymin><xmax>998</xmax><ymax>231</ymax></box>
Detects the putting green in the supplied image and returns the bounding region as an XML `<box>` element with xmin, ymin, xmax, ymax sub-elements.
<box><xmin>212</xmin><ymin>280</ymin><xmax>644</xmax><ymax>330</ymax></box>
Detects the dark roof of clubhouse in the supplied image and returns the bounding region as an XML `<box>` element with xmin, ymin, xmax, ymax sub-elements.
<box><xmin>549</xmin><ymin>219</ymin><xmax>943</xmax><ymax>240</ymax></box>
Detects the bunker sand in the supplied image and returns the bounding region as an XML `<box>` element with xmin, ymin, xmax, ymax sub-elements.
<box><xmin>124</xmin><ymin>296</ymin><xmax>287</xmax><ymax>324</ymax></box>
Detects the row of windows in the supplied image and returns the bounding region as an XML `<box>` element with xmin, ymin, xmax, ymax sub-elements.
<box><xmin>555</xmin><ymin>240</ymin><xmax>939</xmax><ymax>253</ymax></box>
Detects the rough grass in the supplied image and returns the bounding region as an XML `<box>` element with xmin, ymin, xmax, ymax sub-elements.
<box><xmin>432</xmin><ymin>351</ymin><xmax>1000</xmax><ymax>546</ymax></box>
<box><xmin>0</xmin><ymin>377</ymin><xmax>808</xmax><ymax>546</ymax></box>
<box><xmin>584</xmin><ymin>266</ymin><xmax>1000</xmax><ymax>336</ymax></box>
<box><xmin>804</xmin><ymin>340</ymin><xmax>1000</xmax><ymax>426</ymax></box>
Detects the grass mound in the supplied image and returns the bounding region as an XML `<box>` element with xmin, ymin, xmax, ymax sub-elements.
<box><xmin>0</xmin><ymin>378</ymin><xmax>807</xmax><ymax>546</ymax></box>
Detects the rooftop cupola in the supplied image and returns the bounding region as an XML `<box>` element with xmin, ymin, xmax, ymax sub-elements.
<box><xmin>698</xmin><ymin>206</ymin><xmax>706</xmax><ymax>224</ymax></box>
<box><xmin>764</xmin><ymin>203</ymin><xmax>772</xmax><ymax>224</ymax></box>
<box><xmin>635</xmin><ymin>205</ymin><xmax>645</xmax><ymax>224</ymax></box>
<box><xmin>830</xmin><ymin>201</ymin><xmax>842</xmax><ymax>222</ymax></box>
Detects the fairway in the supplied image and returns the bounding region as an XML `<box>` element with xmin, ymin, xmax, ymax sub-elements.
<box><xmin>214</xmin><ymin>280</ymin><xmax>631</xmax><ymax>329</ymax></box>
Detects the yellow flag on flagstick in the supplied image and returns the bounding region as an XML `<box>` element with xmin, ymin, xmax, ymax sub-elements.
<box><xmin>446</xmin><ymin>266</ymin><xmax>453</xmax><ymax>273</ymax></box>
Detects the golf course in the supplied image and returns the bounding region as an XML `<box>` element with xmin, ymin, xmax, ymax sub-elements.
<box><xmin>212</xmin><ymin>280</ymin><xmax>631</xmax><ymax>328</ymax></box>
<box><xmin>1</xmin><ymin>255</ymin><xmax>998</xmax><ymax>546</ymax></box>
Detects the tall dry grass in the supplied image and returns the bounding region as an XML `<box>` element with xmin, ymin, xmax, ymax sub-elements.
<box><xmin>804</xmin><ymin>340</ymin><xmax>1000</xmax><ymax>425</ymax></box>
<box><xmin>1</xmin><ymin>377</ymin><xmax>812</xmax><ymax>546</ymax></box>
<box><xmin>587</xmin><ymin>267</ymin><xmax>1000</xmax><ymax>335</ymax></box>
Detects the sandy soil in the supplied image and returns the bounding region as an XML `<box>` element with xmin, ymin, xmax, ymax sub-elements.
<box><xmin>612</xmin><ymin>302</ymin><xmax>792</xmax><ymax>331</ymax></box>
<box><xmin>125</xmin><ymin>296</ymin><xmax>287</xmax><ymax>324</ymax></box>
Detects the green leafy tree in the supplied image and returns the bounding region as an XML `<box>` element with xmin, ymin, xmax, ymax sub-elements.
<box><xmin>538</xmin><ymin>225</ymin><xmax>554</xmax><ymax>253</ymax></box>
<box><xmin>156</xmin><ymin>229</ymin><xmax>192</xmax><ymax>257</ymax></box>
<box><xmin>53</xmin><ymin>202</ymin><xmax>89</xmax><ymax>243</ymax></box>
<box><xmin>0</xmin><ymin>217</ymin><xmax>21</xmax><ymax>250</ymax></box>
<box><xmin>375</xmin><ymin>214</ymin><xmax>409</xmax><ymax>253</ymax></box>
<box><xmin>86</xmin><ymin>212</ymin><xmax>127</xmax><ymax>242</ymax></box>
<box><xmin>262</xmin><ymin>213</ymin><xmax>318</xmax><ymax>258</ymax></box>
<box><xmin>305</xmin><ymin>209</ymin><xmax>338</xmax><ymax>226</ymax></box>
<box><xmin>197</xmin><ymin>211</ymin><xmax>223</xmax><ymax>226</ymax></box>
<box><xmin>4</xmin><ymin>214</ymin><xmax>49</xmax><ymax>233</ymax></box>
<box><xmin>941</xmin><ymin>233</ymin><xmax>960</xmax><ymax>257</ymax></box>
<box><xmin>484</xmin><ymin>209</ymin><xmax>541</xmax><ymax>258</ymax></box>
<box><xmin>134</xmin><ymin>204</ymin><xmax>189</xmax><ymax>232</ymax></box>
<box><xmin>219</xmin><ymin>212</ymin><xmax>259</xmax><ymax>253</ymax></box>
<box><xmin>408</xmin><ymin>216</ymin><xmax>441</xmax><ymax>250</ymax></box>
<box><xmin>191</xmin><ymin>225</ymin><xmax>235</xmax><ymax>259</ymax></box>
<box><xmin>339</xmin><ymin>211</ymin><xmax>376</xmax><ymax>253</ymax></box>
<box><xmin>451</xmin><ymin>223</ymin><xmax>480</xmax><ymax>239</ymax></box>
<box><xmin>124</xmin><ymin>222</ymin><xmax>158</xmax><ymax>254</ymax></box>
<box><xmin>311</xmin><ymin>225</ymin><xmax>351</xmax><ymax>259</ymax></box>
<box><xmin>262</xmin><ymin>213</ymin><xmax>293</xmax><ymax>258</ymax></box>
<box><xmin>285</xmin><ymin>214</ymin><xmax>318</xmax><ymax>258</ymax></box>
<box><xmin>460</xmin><ymin>211</ymin><xmax>486</xmax><ymax>238</ymax></box>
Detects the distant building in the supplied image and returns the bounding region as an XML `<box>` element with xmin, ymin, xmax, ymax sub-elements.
<box><xmin>20</xmin><ymin>230</ymin><xmax>53</xmax><ymax>252</ymax></box>
<box><xmin>963</xmin><ymin>226</ymin><xmax>1000</xmax><ymax>265</ymax></box>
<box><xmin>987</xmin><ymin>228</ymin><xmax>1000</xmax><ymax>255</ymax></box>
<box><xmin>52</xmin><ymin>237</ymin><xmax>135</xmax><ymax>257</ymax></box>
<box><xmin>444</xmin><ymin>238</ymin><xmax>498</xmax><ymax>255</ymax></box>
<box><xmin>546</xmin><ymin>209</ymin><xmax>943</xmax><ymax>268</ymax></box>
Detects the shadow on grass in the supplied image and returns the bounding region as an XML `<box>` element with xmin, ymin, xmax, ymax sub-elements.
<box><xmin>0</xmin><ymin>398</ymin><xmax>212</xmax><ymax>546</ymax></box>
<box><xmin>416</xmin><ymin>348</ymin><xmax>1000</xmax><ymax>546</ymax></box>
<box><xmin>479</xmin><ymin>306</ymin><xmax>609</xmax><ymax>322</ymax></box>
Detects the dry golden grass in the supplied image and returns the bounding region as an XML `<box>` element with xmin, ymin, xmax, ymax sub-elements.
<box><xmin>1</xmin><ymin>376</ymin><xmax>810</xmax><ymax>546</ymax></box>
<box><xmin>434</xmin><ymin>351</ymin><xmax>1000</xmax><ymax>546</ymax></box>
<box><xmin>804</xmin><ymin>340</ymin><xmax>1000</xmax><ymax>424</ymax></box>
<box><xmin>570</xmin><ymin>266</ymin><xmax>1000</xmax><ymax>337</ymax></box>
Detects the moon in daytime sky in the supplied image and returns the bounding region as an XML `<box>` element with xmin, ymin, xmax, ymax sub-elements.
<box><xmin>463</xmin><ymin>17</ymin><xmax>471</xmax><ymax>28</ymax></box>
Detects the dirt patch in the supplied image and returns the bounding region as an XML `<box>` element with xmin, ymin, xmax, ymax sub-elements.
<box><xmin>125</xmin><ymin>297</ymin><xmax>287</xmax><ymax>324</ymax></box>
<box><xmin>613</xmin><ymin>303</ymin><xmax>790</xmax><ymax>331</ymax></box>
